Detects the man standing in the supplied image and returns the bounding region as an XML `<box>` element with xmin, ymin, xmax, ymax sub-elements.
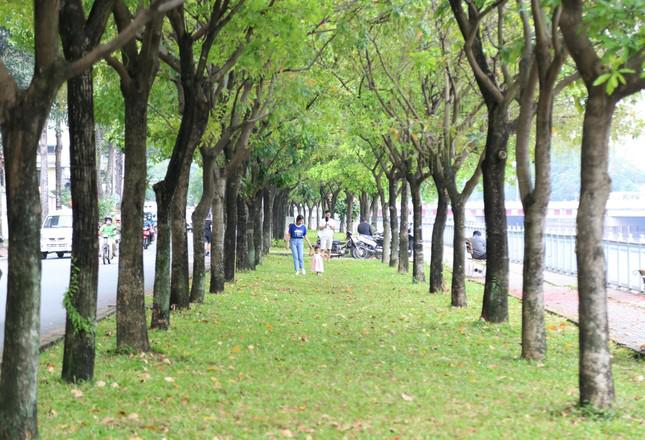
<box><xmin>318</xmin><ymin>210</ymin><xmax>337</xmax><ymax>260</ymax></box>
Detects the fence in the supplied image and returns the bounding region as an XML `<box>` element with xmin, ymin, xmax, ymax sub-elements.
<box><xmin>439</xmin><ymin>223</ymin><xmax>645</xmax><ymax>292</ymax></box>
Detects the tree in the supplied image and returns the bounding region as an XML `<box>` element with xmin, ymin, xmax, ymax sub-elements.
<box><xmin>0</xmin><ymin>1</ymin><xmax>181</xmax><ymax>436</ymax></box>
<box><xmin>59</xmin><ymin>0</ymin><xmax>114</xmax><ymax>385</ymax></box>
<box><xmin>559</xmin><ymin>0</ymin><xmax>644</xmax><ymax>409</ymax></box>
<box><xmin>448</xmin><ymin>0</ymin><xmax>518</xmax><ymax>323</ymax></box>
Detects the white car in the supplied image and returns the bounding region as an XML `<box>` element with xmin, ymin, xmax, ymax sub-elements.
<box><xmin>41</xmin><ymin>210</ymin><xmax>73</xmax><ymax>259</ymax></box>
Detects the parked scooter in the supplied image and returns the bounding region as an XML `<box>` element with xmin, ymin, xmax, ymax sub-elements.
<box><xmin>143</xmin><ymin>225</ymin><xmax>152</xmax><ymax>249</ymax></box>
<box><xmin>346</xmin><ymin>231</ymin><xmax>381</xmax><ymax>259</ymax></box>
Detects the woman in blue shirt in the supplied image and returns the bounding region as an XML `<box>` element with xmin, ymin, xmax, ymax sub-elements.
<box><xmin>285</xmin><ymin>215</ymin><xmax>313</xmax><ymax>275</ymax></box>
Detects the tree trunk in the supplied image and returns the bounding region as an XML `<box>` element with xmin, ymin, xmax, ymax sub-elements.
<box><xmin>377</xmin><ymin>180</ymin><xmax>390</xmax><ymax>264</ymax></box>
<box><xmin>115</xmin><ymin>149</ymin><xmax>124</xmax><ymax>200</ymax></box>
<box><xmin>370</xmin><ymin>196</ymin><xmax>378</xmax><ymax>229</ymax></box>
<box><xmin>190</xmin><ymin>149</ymin><xmax>215</xmax><ymax>304</ymax></box>
<box><xmin>210</xmin><ymin>168</ymin><xmax>226</xmax><ymax>293</ymax></box>
<box><xmin>252</xmin><ymin>192</ymin><xmax>263</xmax><ymax>266</ymax></box>
<box><xmin>0</xmin><ymin>110</ymin><xmax>50</xmax><ymax>440</ymax></box>
<box><xmin>306</xmin><ymin>202</ymin><xmax>314</xmax><ymax>230</ymax></box>
<box><xmin>262</xmin><ymin>187</ymin><xmax>275</xmax><ymax>255</ymax></box>
<box><xmin>409</xmin><ymin>180</ymin><xmax>424</xmax><ymax>282</ymax></box>
<box><xmin>95</xmin><ymin>126</ymin><xmax>103</xmax><ymax>198</ymax></box>
<box><xmin>451</xmin><ymin>200</ymin><xmax>467</xmax><ymax>307</ymax></box>
<box><xmin>359</xmin><ymin>191</ymin><xmax>369</xmax><ymax>221</ymax></box>
<box><xmin>430</xmin><ymin>177</ymin><xmax>448</xmax><ymax>293</ymax></box>
<box><xmin>39</xmin><ymin>129</ymin><xmax>49</xmax><ymax>220</ymax></box>
<box><xmin>170</xmin><ymin>160</ymin><xmax>191</xmax><ymax>309</ymax></box>
<box><xmin>237</xmin><ymin>194</ymin><xmax>251</xmax><ymax>271</ymax></box>
<box><xmin>116</xmin><ymin>93</ymin><xmax>150</xmax><ymax>351</ymax></box>
<box><xmin>61</xmin><ymin>54</ymin><xmax>99</xmax><ymax>383</ymax></box>
<box><xmin>55</xmin><ymin>122</ymin><xmax>63</xmax><ymax>210</ymax></box>
<box><xmin>151</xmin><ymin>184</ymin><xmax>172</xmax><ymax>329</ymax></box>
<box><xmin>398</xmin><ymin>181</ymin><xmax>409</xmax><ymax>273</ymax></box>
<box><xmin>388</xmin><ymin>176</ymin><xmax>399</xmax><ymax>268</ymax></box>
<box><xmin>576</xmin><ymin>92</ymin><xmax>616</xmax><ymax>408</ymax></box>
<box><xmin>106</xmin><ymin>140</ymin><xmax>115</xmax><ymax>196</ymax></box>
<box><xmin>345</xmin><ymin>192</ymin><xmax>354</xmax><ymax>232</ymax></box>
<box><xmin>480</xmin><ymin>104</ymin><xmax>510</xmax><ymax>323</ymax></box>
<box><xmin>224</xmin><ymin>174</ymin><xmax>240</xmax><ymax>281</ymax></box>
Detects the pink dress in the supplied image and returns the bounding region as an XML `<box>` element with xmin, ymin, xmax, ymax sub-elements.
<box><xmin>311</xmin><ymin>253</ymin><xmax>324</xmax><ymax>273</ymax></box>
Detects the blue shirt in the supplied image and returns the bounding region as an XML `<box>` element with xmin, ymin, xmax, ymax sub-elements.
<box><xmin>289</xmin><ymin>223</ymin><xmax>307</xmax><ymax>239</ymax></box>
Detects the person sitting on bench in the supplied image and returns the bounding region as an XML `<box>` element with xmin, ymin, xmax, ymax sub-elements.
<box><xmin>471</xmin><ymin>230</ymin><xmax>486</xmax><ymax>260</ymax></box>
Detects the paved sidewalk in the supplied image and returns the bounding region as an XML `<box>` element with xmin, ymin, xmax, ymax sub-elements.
<box><xmin>469</xmin><ymin>261</ymin><xmax>645</xmax><ymax>354</ymax></box>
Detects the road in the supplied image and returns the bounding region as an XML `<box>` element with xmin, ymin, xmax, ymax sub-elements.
<box><xmin>0</xmin><ymin>237</ymin><xmax>193</xmax><ymax>354</ymax></box>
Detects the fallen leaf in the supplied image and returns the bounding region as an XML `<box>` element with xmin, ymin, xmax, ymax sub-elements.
<box><xmin>164</xmin><ymin>376</ymin><xmax>175</xmax><ymax>383</ymax></box>
<box><xmin>46</xmin><ymin>363</ymin><xmax>55</xmax><ymax>373</ymax></box>
<box><xmin>101</xmin><ymin>417</ymin><xmax>115</xmax><ymax>425</ymax></box>
<box><xmin>231</xmin><ymin>345</ymin><xmax>241</xmax><ymax>353</ymax></box>
<box><xmin>111</xmin><ymin>382</ymin><xmax>120</xmax><ymax>388</ymax></box>
<box><xmin>128</xmin><ymin>413</ymin><xmax>139</xmax><ymax>421</ymax></box>
<box><xmin>280</xmin><ymin>429</ymin><xmax>294</xmax><ymax>438</ymax></box>
<box><xmin>401</xmin><ymin>392</ymin><xmax>414</xmax><ymax>402</ymax></box>
<box><xmin>96</xmin><ymin>380</ymin><xmax>106</xmax><ymax>388</ymax></box>
<box><xmin>139</xmin><ymin>373</ymin><xmax>151</xmax><ymax>383</ymax></box>
<box><xmin>70</xmin><ymin>389</ymin><xmax>83</xmax><ymax>398</ymax></box>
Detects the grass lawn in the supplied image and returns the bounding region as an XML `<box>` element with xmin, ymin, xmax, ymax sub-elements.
<box><xmin>39</xmin><ymin>254</ymin><xmax>644</xmax><ymax>439</ymax></box>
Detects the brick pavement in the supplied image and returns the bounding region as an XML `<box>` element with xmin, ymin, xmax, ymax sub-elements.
<box><xmin>505</xmin><ymin>262</ymin><xmax>645</xmax><ymax>354</ymax></box>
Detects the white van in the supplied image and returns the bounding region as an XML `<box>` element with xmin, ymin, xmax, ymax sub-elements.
<box><xmin>41</xmin><ymin>210</ymin><xmax>73</xmax><ymax>259</ymax></box>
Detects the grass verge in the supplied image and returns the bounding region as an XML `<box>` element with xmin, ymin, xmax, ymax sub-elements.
<box><xmin>39</xmin><ymin>254</ymin><xmax>644</xmax><ymax>438</ymax></box>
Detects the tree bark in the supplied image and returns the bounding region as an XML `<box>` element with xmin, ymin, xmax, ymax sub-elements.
<box><xmin>39</xmin><ymin>130</ymin><xmax>50</xmax><ymax>219</ymax></box>
<box><xmin>115</xmin><ymin>149</ymin><xmax>123</xmax><ymax>200</ymax></box>
<box><xmin>345</xmin><ymin>192</ymin><xmax>354</xmax><ymax>233</ymax></box>
<box><xmin>224</xmin><ymin>173</ymin><xmax>241</xmax><ymax>281</ymax></box>
<box><xmin>170</xmin><ymin>159</ymin><xmax>191</xmax><ymax>309</ymax></box>
<box><xmin>575</xmin><ymin>92</ymin><xmax>616</xmax><ymax>408</ymax></box>
<box><xmin>116</xmin><ymin>92</ymin><xmax>150</xmax><ymax>351</ymax></box>
<box><xmin>252</xmin><ymin>192</ymin><xmax>263</xmax><ymax>266</ymax></box>
<box><xmin>236</xmin><ymin>194</ymin><xmax>251</xmax><ymax>271</ymax></box>
<box><xmin>0</xmin><ymin>108</ymin><xmax>50</xmax><ymax>440</ymax></box>
<box><xmin>262</xmin><ymin>187</ymin><xmax>275</xmax><ymax>255</ymax></box>
<box><xmin>388</xmin><ymin>176</ymin><xmax>399</xmax><ymax>268</ymax></box>
<box><xmin>429</xmin><ymin>177</ymin><xmax>448</xmax><ymax>293</ymax></box>
<box><xmin>60</xmin><ymin>9</ymin><xmax>100</xmax><ymax>381</ymax></box>
<box><xmin>190</xmin><ymin>149</ymin><xmax>215</xmax><ymax>303</ymax></box>
<box><xmin>480</xmin><ymin>104</ymin><xmax>510</xmax><ymax>323</ymax></box>
<box><xmin>359</xmin><ymin>191</ymin><xmax>369</xmax><ymax>221</ymax></box>
<box><xmin>151</xmin><ymin>184</ymin><xmax>172</xmax><ymax>329</ymax></box>
<box><xmin>370</xmin><ymin>196</ymin><xmax>378</xmax><ymax>229</ymax></box>
<box><xmin>55</xmin><ymin>121</ymin><xmax>64</xmax><ymax>209</ymax></box>
<box><xmin>95</xmin><ymin>126</ymin><xmax>103</xmax><ymax>198</ymax></box>
<box><xmin>106</xmin><ymin>140</ymin><xmax>115</xmax><ymax>195</ymax></box>
<box><xmin>377</xmin><ymin>177</ymin><xmax>390</xmax><ymax>264</ymax></box>
<box><xmin>210</xmin><ymin>168</ymin><xmax>226</xmax><ymax>293</ymax></box>
<box><xmin>409</xmin><ymin>180</ymin><xmax>424</xmax><ymax>282</ymax></box>
<box><xmin>398</xmin><ymin>181</ymin><xmax>409</xmax><ymax>273</ymax></box>
<box><xmin>451</xmin><ymin>200</ymin><xmax>467</xmax><ymax>307</ymax></box>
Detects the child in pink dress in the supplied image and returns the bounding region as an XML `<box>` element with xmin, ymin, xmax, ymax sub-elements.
<box><xmin>311</xmin><ymin>245</ymin><xmax>324</xmax><ymax>275</ymax></box>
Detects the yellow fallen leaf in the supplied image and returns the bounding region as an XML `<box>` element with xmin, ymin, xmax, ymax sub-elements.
<box><xmin>70</xmin><ymin>389</ymin><xmax>83</xmax><ymax>398</ymax></box>
<box><xmin>231</xmin><ymin>345</ymin><xmax>241</xmax><ymax>353</ymax></box>
<box><xmin>164</xmin><ymin>376</ymin><xmax>175</xmax><ymax>383</ymax></box>
<box><xmin>280</xmin><ymin>429</ymin><xmax>294</xmax><ymax>438</ymax></box>
<box><xmin>128</xmin><ymin>413</ymin><xmax>139</xmax><ymax>421</ymax></box>
<box><xmin>401</xmin><ymin>392</ymin><xmax>414</xmax><ymax>402</ymax></box>
<box><xmin>96</xmin><ymin>380</ymin><xmax>106</xmax><ymax>388</ymax></box>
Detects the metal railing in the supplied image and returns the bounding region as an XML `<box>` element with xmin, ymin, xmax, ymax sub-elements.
<box><xmin>439</xmin><ymin>223</ymin><xmax>645</xmax><ymax>292</ymax></box>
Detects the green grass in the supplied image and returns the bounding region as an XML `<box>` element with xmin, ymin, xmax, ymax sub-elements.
<box><xmin>39</xmin><ymin>255</ymin><xmax>644</xmax><ymax>439</ymax></box>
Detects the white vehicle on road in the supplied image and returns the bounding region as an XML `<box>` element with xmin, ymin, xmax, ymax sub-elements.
<box><xmin>40</xmin><ymin>209</ymin><xmax>73</xmax><ymax>259</ymax></box>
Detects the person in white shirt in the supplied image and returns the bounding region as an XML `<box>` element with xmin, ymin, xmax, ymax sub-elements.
<box><xmin>318</xmin><ymin>210</ymin><xmax>337</xmax><ymax>260</ymax></box>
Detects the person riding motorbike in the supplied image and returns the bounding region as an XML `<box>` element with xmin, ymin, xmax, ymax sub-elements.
<box><xmin>99</xmin><ymin>216</ymin><xmax>118</xmax><ymax>257</ymax></box>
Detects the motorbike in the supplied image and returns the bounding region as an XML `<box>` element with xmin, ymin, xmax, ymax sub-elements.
<box><xmin>143</xmin><ymin>226</ymin><xmax>152</xmax><ymax>249</ymax></box>
<box><xmin>101</xmin><ymin>235</ymin><xmax>112</xmax><ymax>264</ymax></box>
<box><xmin>346</xmin><ymin>231</ymin><xmax>382</xmax><ymax>259</ymax></box>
